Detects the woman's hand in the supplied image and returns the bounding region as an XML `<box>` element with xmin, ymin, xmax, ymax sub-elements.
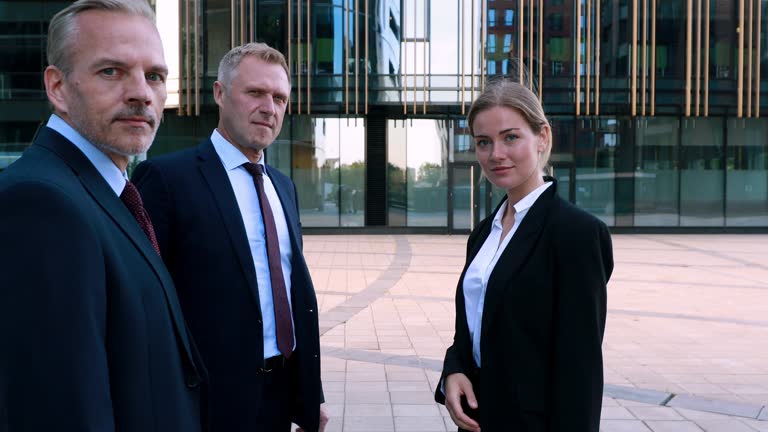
<box><xmin>445</xmin><ymin>373</ymin><xmax>481</xmax><ymax>432</ymax></box>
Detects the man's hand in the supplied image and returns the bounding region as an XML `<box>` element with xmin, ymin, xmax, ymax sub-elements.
<box><xmin>295</xmin><ymin>404</ymin><xmax>330</xmax><ymax>432</ymax></box>
<box><xmin>445</xmin><ymin>373</ymin><xmax>481</xmax><ymax>432</ymax></box>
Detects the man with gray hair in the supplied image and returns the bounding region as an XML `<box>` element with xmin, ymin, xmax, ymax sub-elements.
<box><xmin>0</xmin><ymin>1</ymin><xmax>204</xmax><ymax>430</ymax></box>
<box><xmin>132</xmin><ymin>42</ymin><xmax>328</xmax><ymax>431</ymax></box>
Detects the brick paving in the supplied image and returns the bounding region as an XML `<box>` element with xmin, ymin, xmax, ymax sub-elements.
<box><xmin>300</xmin><ymin>234</ymin><xmax>768</xmax><ymax>431</ymax></box>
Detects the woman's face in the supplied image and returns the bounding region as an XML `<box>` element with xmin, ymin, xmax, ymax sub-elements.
<box><xmin>472</xmin><ymin>106</ymin><xmax>547</xmax><ymax>197</ymax></box>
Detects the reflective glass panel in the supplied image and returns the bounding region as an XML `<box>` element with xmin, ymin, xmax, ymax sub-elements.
<box><xmin>634</xmin><ymin>118</ymin><xmax>680</xmax><ymax>226</ymax></box>
<box><xmin>726</xmin><ymin>118</ymin><xmax>768</xmax><ymax>226</ymax></box>
<box><xmin>680</xmin><ymin>118</ymin><xmax>725</xmax><ymax>226</ymax></box>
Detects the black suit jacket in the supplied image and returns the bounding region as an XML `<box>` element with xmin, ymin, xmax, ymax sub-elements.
<box><xmin>0</xmin><ymin>127</ymin><xmax>204</xmax><ymax>432</ymax></box>
<box><xmin>132</xmin><ymin>139</ymin><xmax>323</xmax><ymax>431</ymax></box>
<box><xmin>435</xmin><ymin>179</ymin><xmax>613</xmax><ymax>432</ymax></box>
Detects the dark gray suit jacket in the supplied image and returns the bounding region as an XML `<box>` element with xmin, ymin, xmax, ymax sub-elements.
<box><xmin>0</xmin><ymin>127</ymin><xmax>204</xmax><ymax>432</ymax></box>
<box><xmin>132</xmin><ymin>139</ymin><xmax>323</xmax><ymax>432</ymax></box>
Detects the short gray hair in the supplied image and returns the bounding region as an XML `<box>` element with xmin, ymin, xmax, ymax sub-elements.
<box><xmin>47</xmin><ymin>0</ymin><xmax>156</xmax><ymax>74</ymax></box>
<box><xmin>217</xmin><ymin>42</ymin><xmax>290</xmax><ymax>88</ymax></box>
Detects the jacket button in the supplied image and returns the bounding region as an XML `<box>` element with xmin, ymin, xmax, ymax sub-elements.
<box><xmin>186</xmin><ymin>375</ymin><xmax>201</xmax><ymax>389</ymax></box>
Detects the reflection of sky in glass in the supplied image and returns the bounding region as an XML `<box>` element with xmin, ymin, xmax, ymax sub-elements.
<box><xmin>156</xmin><ymin>0</ymin><xmax>179</xmax><ymax>107</ymax></box>
<box><xmin>316</xmin><ymin>119</ymin><xmax>365</xmax><ymax>167</ymax></box>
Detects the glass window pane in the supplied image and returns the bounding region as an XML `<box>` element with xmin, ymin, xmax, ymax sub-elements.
<box><xmin>293</xmin><ymin>116</ymin><xmax>338</xmax><ymax>227</ymax></box>
<box><xmin>634</xmin><ymin>118</ymin><xmax>680</xmax><ymax>226</ymax></box>
<box><xmin>726</xmin><ymin>118</ymin><xmax>768</xmax><ymax>226</ymax></box>
<box><xmin>407</xmin><ymin>120</ymin><xmax>447</xmax><ymax>227</ymax></box>
<box><xmin>680</xmin><ymin>118</ymin><xmax>725</xmax><ymax>226</ymax></box>
<box><xmin>339</xmin><ymin>119</ymin><xmax>365</xmax><ymax>227</ymax></box>
<box><xmin>575</xmin><ymin>119</ymin><xmax>616</xmax><ymax>225</ymax></box>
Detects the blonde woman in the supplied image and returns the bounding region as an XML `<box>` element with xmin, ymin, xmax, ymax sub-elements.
<box><xmin>436</xmin><ymin>81</ymin><xmax>613</xmax><ymax>432</ymax></box>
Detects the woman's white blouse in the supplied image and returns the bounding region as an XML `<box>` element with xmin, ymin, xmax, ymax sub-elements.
<box><xmin>463</xmin><ymin>181</ymin><xmax>552</xmax><ymax>367</ymax></box>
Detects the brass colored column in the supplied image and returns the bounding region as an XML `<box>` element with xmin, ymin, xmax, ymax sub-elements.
<box><xmin>230</xmin><ymin>0</ymin><xmax>235</xmax><ymax>48</ymax></box>
<box><xmin>586</xmin><ymin>0</ymin><xmax>591</xmax><ymax>115</ymax></box>
<box><xmin>461</xmin><ymin>0</ymin><xmax>465</xmax><ymax>114</ymax></box>
<box><xmin>738</xmin><ymin>0</ymin><xmax>744</xmax><ymax>117</ymax></box>
<box><xmin>529</xmin><ymin>0</ymin><xmax>534</xmax><ymax>90</ymax></box>
<box><xmin>422</xmin><ymin>0</ymin><xmax>427</xmax><ymax>114</ymax></box>
<box><xmin>651</xmin><ymin>0</ymin><xmax>656</xmax><ymax>116</ymax></box>
<box><xmin>356</xmin><ymin>0</ymin><xmax>360</xmax><ymax>115</ymax></box>
<box><xmin>481</xmin><ymin>0</ymin><xmax>486</xmax><ymax>92</ymax></box>
<box><xmin>345</xmin><ymin>0</ymin><xmax>349</xmax><ymax>115</ymax></box>
<box><xmin>403</xmin><ymin>0</ymin><xmax>408</xmax><ymax>115</ymax></box>
<box><xmin>695</xmin><ymin>0</ymin><xmax>701</xmax><ymax>116</ymax></box>
<box><xmin>471</xmin><ymin>0</ymin><xmax>476</xmax><ymax>105</ymax></box>
<box><xmin>576</xmin><ymin>0</ymin><xmax>582</xmax><ymax>116</ymax></box>
<box><xmin>297</xmin><ymin>0</ymin><xmax>302</xmax><ymax>114</ymax></box>
<box><xmin>365</xmin><ymin>0</ymin><xmax>369</xmax><ymax>114</ymax></box>
<box><xmin>685</xmin><ymin>0</ymin><xmax>692</xmax><ymax>117</ymax></box>
<box><xmin>287</xmin><ymin>0</ymin><xmax>292</xmax><ymax>114</ymax></box>
<box><xmin>756</xmin><ymin>0</ymin><xmax>762</xmax><ymax>117</ymax></box>
<box><xmin>642</xmin><ymin>0</ymin><xmax>647</xmax><ymax>116</ymax></box>
<box><xmin>194</xmin><ymin>0</ymin><xmax>200</xmax><ymax>116</ymax></box>
<box><xmin>704</xmin><ymin>0</ymin><xmax>710</xmax><ymax>116</ymax></box>
<box><xmin>747</xmin><ymin>0</ymin><xmax>753</xmax><ymax>117</ymax></box>
<box><xmin>538</xmin><ymin>0</ymin><xmax>543</xmax><ymax>102</ymax></box>
<box><xmin>411</xmin><ymin>0</ymin><xmax>416</xmax><ymax>115</ymax></box>
<box><xmin>631</xmin><ymin>0</ymin><xmax>637</xmax><ymax>116</ymax></box>
<box><xmin>595</xmin><ymin>0</ymin><xmax>600</xmax><ymax>115</ymax></box>
<box><xmin>307</xmin><ymin>0</ymin><xmax>312</xmax><ymax>114</ymax></box>
<box><xmin>519</xmin><ymin>0</ymin><xmax>524</xmax><ymax>86</ymax></box>
<box><xmin>186</xmin><ymin>0</ymin><xmax>192</xmax><ymax>115</ymax></box>
<box><xmin>240</xmin><ymin>0</ymin><xmax>245</xmax><ymax>45</ymax></box>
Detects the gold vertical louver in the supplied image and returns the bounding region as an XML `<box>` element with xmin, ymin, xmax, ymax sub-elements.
<box><xmin>179</xmin><ymin>0</ymin><xmax>201</xmax><ymax>116</ymax></box>
<box><xmin>422</xmin><ymin>0</ymin><xmax>427</xmax><ymax>114</ymax></box>
<box><xmin>307</xmin><ymin>0</ymin><xmax>312</xmax><ymax>115</ymax></box>
<box><xmin>631</xmin><ymin>0</ymin><xmax>638</xmax><ymax>116</ymax></box>
<box><xmin>629</xmin><ymin>0</ymin><xmax>658</xmax><ymax>117</ymax></box>
<box><xmin>684</xmin><ymin>0</ymin><xmax>710</xmax><ymax>117</ymax></box>
<box><xmin>287</xmin><ymin>0</ymin><xmax>292</xmax><ymax>114</ymax></box>
<box><xmin>577</xmin><ymin>0</ymin><xmax>599</xmax><ymax>116</ymax></box>
<box><xmin>461</xmin><ymin>0</ymin><xmax>466</xmax><ymax>114</ymax></box>
<box><xmin>365</xmin><ymin>0</ymin><xmax>369</xmax><ymax>114</ymax></box>
<box><xmin>538</xmin><ymin>0</ymin><xmax>543</xmax><ymax>102</ymax></box>
<box><xmin>297</xmin><ymin>0</ymin><xmax>302</xmax><ymax>114</ymax></box>
<box><xmin>738</xmin><ymin>0</ymin><xmax>762</xmax><ymax>118</ymax></box>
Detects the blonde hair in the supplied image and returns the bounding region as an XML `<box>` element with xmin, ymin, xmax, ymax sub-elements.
<box><xmin>217</xmin><ymin>42</ymin><xmax>290</xmax><ymax>88</ymax></box>
<box><xmin>467</xmin><ymin>80</ymin><xmax>552</xmax><ymax>174</ymax></box>
<box><xmin>47</xmin><ymin>0</ymin><xmax>155</xmax><ymax>74</ymax></box>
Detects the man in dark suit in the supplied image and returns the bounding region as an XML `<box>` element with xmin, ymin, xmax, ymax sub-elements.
<box><xmin>0</xmin><ymin>1</ymin><xmax>204</xmax><ymax>431</ymax></box>
<box><xmin>132</xmin><ymin>42</ymin><xmax>328</xmax><ymax>432</ymax></box>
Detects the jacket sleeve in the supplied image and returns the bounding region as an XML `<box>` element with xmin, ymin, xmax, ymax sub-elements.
<box><xmin>550</xmin><ymin>218</ymin><xmax>613</xmax><ymax>431</ymax></box>
<box><xmin>132</xmin><ymin>160</ymin><xmax>173</xmax><ymax>257</ymax></box>
<box><xmin>0</xmin><ymin>181</ymin><xmax>116</xmax><ymax>431</ymax></box>
<box><xmin>435</xmin><ymin>221</ymin><xmax>486</xmax><ymax>405</ymax></box>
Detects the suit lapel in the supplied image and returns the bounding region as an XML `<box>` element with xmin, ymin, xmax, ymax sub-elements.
<box><xmin>196</xmin><ymin>140</ymin><xmax>261</xmax><ymax>309</ymax></box>
<box><xmin>480</xmin><ymin>182</ymin><xmax>557</xmax><ymax>345</ymax></box>
<box><xmin>35</xmin><ymin>127</ymin><xmax>196</xmax><ymax>365</ymax></box>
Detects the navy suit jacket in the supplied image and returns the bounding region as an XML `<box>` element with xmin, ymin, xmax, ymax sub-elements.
<box><xmin>132</xmin><ymin>139</ymin><xmax>323</xmax><ymax>431</ymax></box>
<box><xmin>0</xmin><ymin>127</ymin><xmax>204</xmax><ymax>432</ymax></box>
<box><xmin>436</xmin><ymin>179</ymin><xmax>613</xmax><ymax>432</ymax></box>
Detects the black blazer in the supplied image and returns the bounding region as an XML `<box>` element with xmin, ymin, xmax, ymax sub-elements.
<box><xmin>0</xmin><ymin>127</ymin><xmax>204</xmax><ymax>431</ymax></box>
<box><xmin>435</xmin><ymin>178</ymin><xmax>613</xmax><ymax>432</ymax></box>
<box><xmin>132</xmin><ymin>139</ymin><xmax>323</xmax><ymax>432</ymax></box>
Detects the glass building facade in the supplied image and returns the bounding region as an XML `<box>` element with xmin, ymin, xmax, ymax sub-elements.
<box><xmin>1</xmin><ymin>0</ymin><xmax>767</xmax><ymax>231</ymax></box>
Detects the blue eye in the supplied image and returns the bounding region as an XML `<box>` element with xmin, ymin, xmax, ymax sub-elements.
<box><xmin>101</xmin><ymin>68</ymin><xmax>117</xmax><ymax>76</ymax></box>
<box><xmin>147</xmin><ymin>72</ymin><xmax>165</xmax><ymax>82</ymax></box>
<box><xmin>505</xmin><ymin>134</ymin><xmax>518</xmax><ymax>142</ymax></box>
<box><xmin>474</xmin><ymin>139</ymin><xmax>491</xmax><ymax>148</ymax></box>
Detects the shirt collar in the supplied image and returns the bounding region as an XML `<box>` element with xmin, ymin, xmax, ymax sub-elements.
<box><xmin>211</xmin><ymin>129</ymin><xmax>266</xmax><ymax>173</ymax></box>
<box><xmin>492</xmin><ymin>181</ymin><xmax>553</xmax><ymax>228</ymax></box>
<box><xmin>46</xmin><ymin>114</ymin><xmax>127</xmax><ymax>196</ymax></box>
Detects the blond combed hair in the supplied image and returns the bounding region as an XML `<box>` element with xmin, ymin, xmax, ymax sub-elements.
<box><xmin>217</xmin><ymin>42</ymin><xmax>290</xmax><ymax>89</ymax></box>
<box><xmin>47</xmin><ymin>0</ymin><xmax>156</xmax><ymax>74</ymax></box>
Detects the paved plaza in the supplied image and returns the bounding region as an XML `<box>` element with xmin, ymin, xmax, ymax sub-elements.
<box><xmin>302</xmin><ymin>234</ymin><xmax>768</xmax><ymax>431</ymax></box>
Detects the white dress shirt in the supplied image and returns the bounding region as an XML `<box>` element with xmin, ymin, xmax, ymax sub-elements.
<box><xmin>211</xmin><ymin>129</ymin><xmax>296</xmax><ymax>359</ymax></box>
<box><xmin>463</xmin><ymin>181</ymin><xmax>552</xmax><ymax>367</ymax></box>
<box><xmin>46</xmin><ymin>114</ymin><xmax>128</xmax><ymax>195</ymax></box>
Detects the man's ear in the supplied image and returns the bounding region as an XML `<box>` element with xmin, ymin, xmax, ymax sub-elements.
<box><xmin>213</xmin><ymin>81</ymin><xmax>225</xmax><ymax>108</ymax></box>
<box><xmin>44</xmin><ymin>66</ymin><xmax>69</xmax><ymax>115</ymax></box>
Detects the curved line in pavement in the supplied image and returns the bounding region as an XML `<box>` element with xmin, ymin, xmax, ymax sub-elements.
<box><xmin>318</xmin><ymin>235</ymin><xmax>411</xmax><ymax>335</ymax></box>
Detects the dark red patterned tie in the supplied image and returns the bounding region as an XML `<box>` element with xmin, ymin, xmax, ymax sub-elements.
<box><xmin>243</xmin><ymin>163</ymin><xmax>294</xmax><ymax>359</ymax></box>
<box><xmin>120</xmin><ymin>181</ymin><xmax>161</xmax><ymax>256</ymax></box>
